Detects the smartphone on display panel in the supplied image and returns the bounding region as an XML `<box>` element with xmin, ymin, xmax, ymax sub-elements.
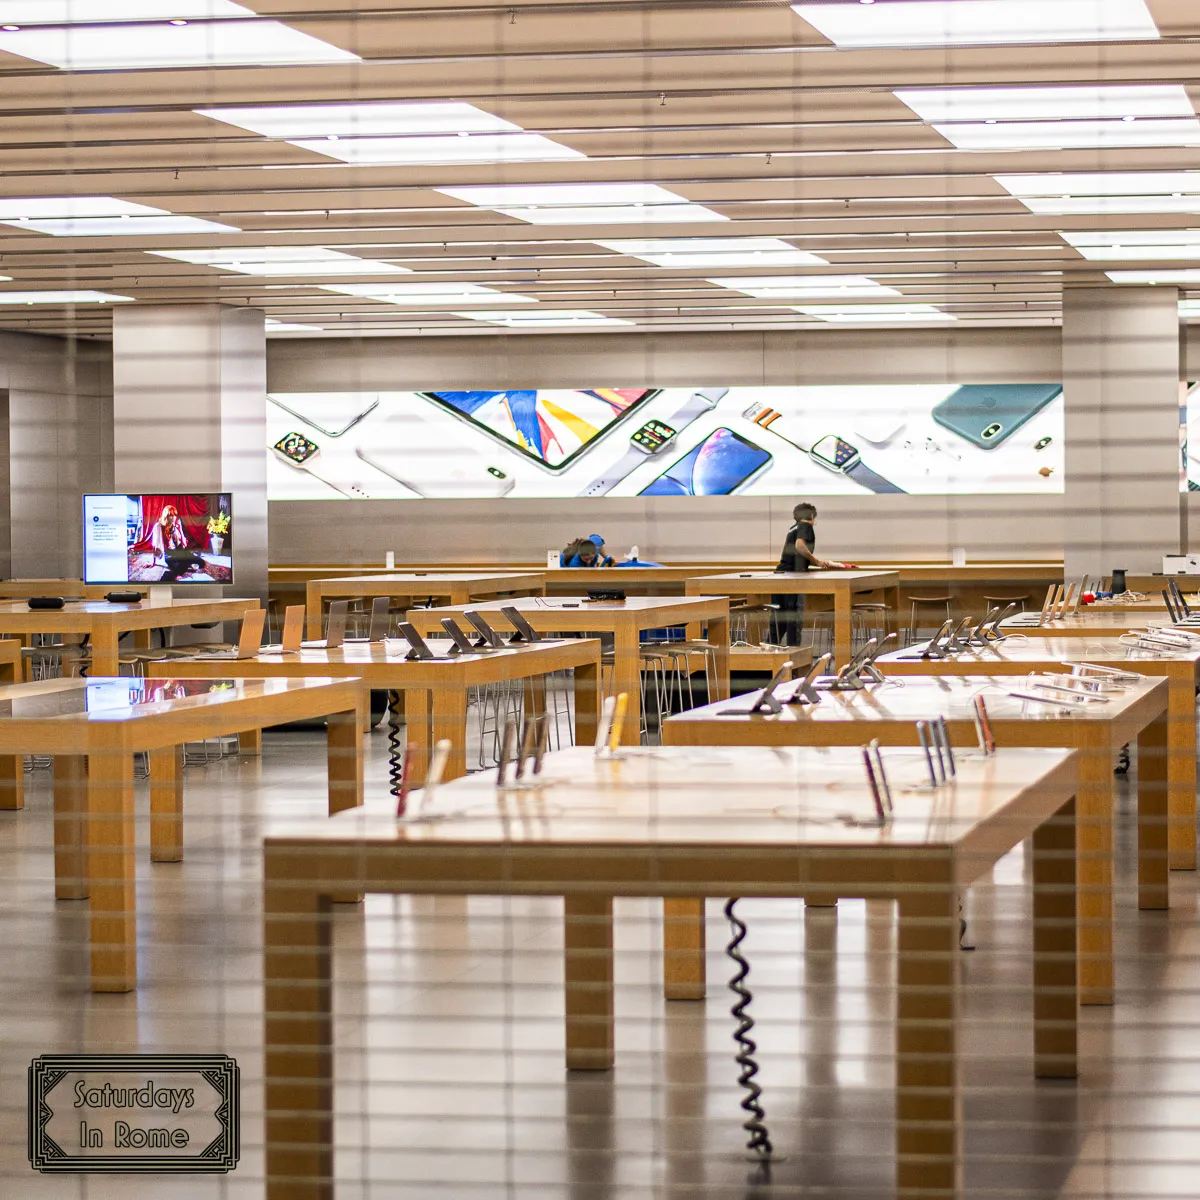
<box><xmin>355</xmin><ymin>407</ymin><xmax>516</xmax><ymax>498</ymax></box>
<box><xmin>268</xmin><ymin>393</ymin><xmax>379</xmax><ymax>437</ymax></box>
<box><xmin>421</xmin><ymin>389</ymin><xmax>660</xmax><ymax>471</ymax></box>
<box><xmin>931</xmin><ymin>384</ymin><xmax>1062</xmax><ymax>450</ymax></box>
<box><xmin>638</xmin><ymin>427</ymin><xmax>773</xmax><ymax>496</ymax></box>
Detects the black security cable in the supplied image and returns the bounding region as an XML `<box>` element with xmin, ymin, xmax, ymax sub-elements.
<box><xmin>386</xmin><ymin>690</ymin><xmax>404</xmax><ymax>796</ymax></box>
<box><xmin>724</xmin><ymin>897</ymin><xmax>773</xmax><ymax>1162</ymax></box>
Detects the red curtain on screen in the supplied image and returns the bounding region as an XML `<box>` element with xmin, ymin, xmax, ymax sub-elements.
<box><xmin>130</xmin><ymin>494</ymin><xmax>210</xmax><ymax>553</ymax></box>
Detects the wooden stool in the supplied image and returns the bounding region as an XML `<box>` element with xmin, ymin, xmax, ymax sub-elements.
<box><xmin>983</xmin><ymin>593</ymin><xmax>1031</xmax><ymax>613</ymax></box>
<box><xmin>851</xmin><ymin>602</ymin><xmax>890</xmax><ymax>649</ymax></box>
<box><xmin>905</xmin><ymin>594</ymin><xmax>952</xmax><ymax>643</ymax></box>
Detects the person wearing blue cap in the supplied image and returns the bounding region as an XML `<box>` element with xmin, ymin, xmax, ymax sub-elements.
<box><xmin>561</xmin><ymin>535</ymin><xmax>615</xmax><ymax>567</ymax></box>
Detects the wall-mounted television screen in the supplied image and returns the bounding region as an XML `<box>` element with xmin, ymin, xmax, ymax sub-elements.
<box><xmin>83</xmin><ymin>493</ymin><xmax>233</xmax><ymax>585</ymax></box>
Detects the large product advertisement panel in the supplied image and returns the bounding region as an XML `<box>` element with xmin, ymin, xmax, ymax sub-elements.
<box><xmin>267</xmin><ymin>385</ymin><xmax>1065</xmax><ymax>500</ymax></box>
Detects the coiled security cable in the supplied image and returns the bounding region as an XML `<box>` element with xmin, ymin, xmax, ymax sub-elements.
<box><xmin>724</xmin><ymin>897</ymin><xmax>773</xmax><ymax>1162</ymax></box>
<box><xmin>386</xmin><ymin>689</ymin><xmax>404</xmax><ymax>796</ymax></box>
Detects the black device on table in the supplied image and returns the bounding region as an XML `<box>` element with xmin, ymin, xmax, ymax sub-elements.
<box><xmin>105</xmin><ymin>590</ymin><xmax>142</xmax><ymax>604</ymax></box>
<box><xmin>501</xmin><ymin>605</ymin><xmax>542</xmax><ymax>644</ymax></box>
<box><xmin>464</xmin><ymin>609</ymin><xmax>505</xmax><ymax>650</ymax></box>
<box><xmin>585</xmin><ymin>588</ymin><xmax>626</xmax><ymax>603</ymax></box>
<box><xmin>28</xmin><ymin>597</ymin><xmax>65</xmax><ymax>610</ymax></box>
<box><xmin>440</xmin><ymin>617</ymin><xmax>478</xmax><ymax>656</ymax></box>
<box><xmin>396</xmin><ymin>621</ymin><xmax>436</xmax><ymax>661</ymax></box>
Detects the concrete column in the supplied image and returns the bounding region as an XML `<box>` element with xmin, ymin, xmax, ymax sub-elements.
<box><xmin>1063</xmin><ymin>287</ymin><xmax>1182</xmax><ymax>579</ymax></box>
<box><xmin>112</xmin><ymin>306</ymin><xmax>267</xmax><ymax>600</ymax></box>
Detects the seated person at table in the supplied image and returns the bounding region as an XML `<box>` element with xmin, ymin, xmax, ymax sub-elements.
<box><xmin>771</xmin><ymin>502</ymin><xmax>848</xmax><ymax>646</ymax></box>
<box><xmin>561</xmin><ymin>535</ymin><xmax>615</xmax><ymax>568</ymax></box>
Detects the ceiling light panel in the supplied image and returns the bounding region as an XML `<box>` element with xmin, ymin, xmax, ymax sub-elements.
<box><xmin>0</xmin><ymin>0</ymin><xmax>357</xmax><ymax>70</ymax></box>
<box><xmin>896</xmin><ymin>85</ymin><xmax>1200</xmax><ymax>151</ymax></box>
<box><xmin>708</xmin><ymin>275</ymin><xmax>901</xmax><ymax>298</ymax></box>
<box><xmin>1106</xmin><ymin>270</ymin><xmax>1200</xmax><ymax>283</ymax></box>
<box><xmin>794</xmin><ymin>0</ymin><xmax>1159</xmax><ymax>47</ymax></box>
<box><xmin>898</xmin><ymin>85</ymin><xmax>1194</xmax><ymax>124</ymax></box>
<box><xmin>0</xmin><ymin>290</ymin><xmax>132</xmax><ymax>304</ymax></box>
<box><xmin>795</xmin><ymin>304</ymin><xmax>956</xmax><ymax>323</ymax></box>
<box><xmin>996</xmin><ymin>171</ymin><xmax>1200</xmax><ymax>214</ymax></box>
<box><xmin>458</xmin><ymin>310</ymin><xmax>633</xmax><ymax>327</ymax></box>
<box><xmin>597</xmin><ymin>237</ymin><xmax>824</xmax><ymax>268</ymax></box>
<box><xmin>2</xmin><ymin>215</ymin><xmax>239</xmax><ymax>236</ymax></box>
<box><xmin>438</xmin><ymin>183</ymin><xmax>724</xmax><ymax>225</ymax></box>
<box><xmin>1179</xmin><ymin>300</ymin><xmax>1200</xmax><ymax>316</ymax></box>
<box><xmin>0</xmin><ymin>196</ymin><xmax>165</xmax><ymax>219</ymax></box>
<box><xmin>146</xmin><ymin>246</ymin><xmax>409</xmax><ymax>275</ymax></box>
<box><xmin>265</xmin><ymin>319</ymin><xmax>320</xmax><ymax>332</ymax></box>
<box><xmin>195</xmin><ymin>102</ymin><xmax>581</xmax><ymax>166</ymax></box>
<box><xmin>319</xmin><ymin>282</ymin><xmax>537</xmax><ymax>306</ymax></box>
<box><xmin>1062</xmin><ymin>231</ymin><xmax>1200</xmax><ymax>261</ymax></box>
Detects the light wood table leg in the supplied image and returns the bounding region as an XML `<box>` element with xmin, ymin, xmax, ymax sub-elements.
<box><xmin>896</xmin><ymin>880</ymin><xmax>960</xmax><ymax>1198</ymax></box>
<box><xmin>0</xmin><ymin>749</ymin><xmax>24</xmax><ymax>810</ymax></box>
<box><xmin>833</xmin><ymin>590</ymin><xmax>853</xmax><ymax>669</ymax></box>
<box><xmin>405</xmin><ymin>687</ymin><xmax>432</xmax><ymax>786</ymax></box>
<box><xmin>305</xmin><ymin>582</ymin><xmax>323</xmax><ymax>641</ymax></box>
<box><xmin>1137</xmin><ymin>711</ymin><xmax>1170</xmax><ymax>910</ymax></box>
<box><xmin>1166</xmin><ymin>676</ymin><xmax>1196</xmax><ymax>870</ymax></box>
<box><xmin>708</xmin><ymin>611</ymin><xmax>731</xmax><ymax>702</ymax></box>
<box><xmin>573</xmin><ymin>659</ymin><xmax>601</xmax><ymax>748</ymax></box>
<box><xmin>523</xmin><ymin>674</ymin><xmax>546</xmax><ymax>746</ymax></box>
<box><xmin>53</xmin><ymin>755</ymin><xmax>88</xmax><ymax>900</ymax></box>
<box><xmin>431</xmin><ymin>686</ymin><xmax>468</xmax><ymax>782</ymax></box>
<box><xmin>326</xmin><ymin>706</ymin><xmax>364</xmax><ymax>817</ymax></box>
<box><xmin>564</xmin><ymin>894</ymin><xmax>614</xmax><ymax>1070</ymax></box>
<box><xmin>87</xmin><ymin>750</ymin><xmax>137</xmax><ymax>992</ymax></box>
<box><xmin>1033</xmin><ymin>795</ymin><xmax>1078</xmax><ymax>1080</ymax></box>
<box><xmin>238</xmin><ymin>728</ymin><xmax>263</xmax><ymax>756</ymax></box>
<box><xmin>149</xmin><ymin>744</ymin><xmax>184</xmax><ymax>863</ymax></box>
<box><xmin>1077</xmin><ymin>741</ymin><xmax>1115</xmax><ymax>1005</ymax></box>
<box><xmin>263</xmin><ymin>868</ymin><xmax>333</xmax><ymax>1200</ymax></box>
<box><xmin>612</xmin><ymin>626</ymin><xmax>642</xmax><ymax>747</ymax></box>
<box><xmin>133</xmin><ymin>628</ymin><xmax>153</xmax><ymax>653</ymax></box>
<box><xmin>91</xmin><ymin>628</ymin><xmax>120</xmax><ymax>678</ymax></box>
<box><xmin>663</xmin><ymin>897</ymin><xmax>705</xmax><ymax>1000</ymax></box>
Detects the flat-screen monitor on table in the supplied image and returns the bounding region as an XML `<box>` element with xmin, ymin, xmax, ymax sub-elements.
<box><xmin>83</xmin><ymin>493</ymin><xmax>234</xmax><ymax>585</ymax></box>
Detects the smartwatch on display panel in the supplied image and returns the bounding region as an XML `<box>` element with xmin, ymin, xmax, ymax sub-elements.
<box><xmin>272</xmin><ymin>431</ymin><xmax>374</xmax><ymax>499</ymax></box>
<box><xmin>581</xmin><ymin>387</ymin><xmax>729</xmax><ymax>496</ymax></box>
<box><xmin>743</xmin><ymin>402</ymin><xmax>906</xmax><ymax>495</ymax></box>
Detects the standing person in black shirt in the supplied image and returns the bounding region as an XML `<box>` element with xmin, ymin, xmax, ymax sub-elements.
<box><xmin>771</xmin><ymin>502</ymin><xmax>848</xmax><ymax>646</ymax></box>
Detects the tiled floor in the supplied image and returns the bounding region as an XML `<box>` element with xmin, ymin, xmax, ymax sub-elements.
<box><xmin>0</xmin><ymin>726</ymin><xmax>1198</xmax><ymax>1198</ymax></box>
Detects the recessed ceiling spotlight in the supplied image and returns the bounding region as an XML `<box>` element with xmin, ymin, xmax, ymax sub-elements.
<box><xmin>1</xmin><ymin>24</ymin><xmax>19</xmax><ymax>31</ymax></box>
<box><xmin>168</xmin><ymin>18</ymin><xmax>188</xmax><ymax>25</ymax></box>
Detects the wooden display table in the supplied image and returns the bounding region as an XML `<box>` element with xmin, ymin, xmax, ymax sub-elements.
<box><xmin>0</xmin><ymin>579</ymin><xmax>150</xmax><ymax>601</ymax></box>
<box><xmin>685</xmin><ymin>569</ymin><xmax>900</xmax><ymax>668</ymax></box>
<box><xmin>264</xmin><ymin>743</ymin><xmax>1078</xmax><ymax>1200</ymax></box>
<box><xmin>1001</xmin><ymin>611</ymin><xmax>1179</xmax><ymax>638</ymax></box>
<box><xmin>877</xmin><ymin>637</ymin><xmax>1200</xmax><ymax>871</ymax></box>
<box><xmin>305</xmin><ymin>572</ymin><xmax>545</xmax><ymax>640</ymax></box>
<box><xmin>664</xmin><ymin>672</ymin><xmax>1168</xmax><ymax>1006</ymax></box>
<box><xmin>151</xmin><ymin>638</ymin><xmax>602</xmax><ymax>784</ymax></box>
<box><xmin>0</xmin><ymin>674</ymin><xmax>362</xmax><ymax>992</ymax></box>
<box><xmin>0</xmin><ymin>596</ymin><xmax>261</xmax><ymax>677</ymax></box>
<box><xmin>406</xmin><ymin>595</ymin><xmax>731</xmax><ymax>746</ymax></box>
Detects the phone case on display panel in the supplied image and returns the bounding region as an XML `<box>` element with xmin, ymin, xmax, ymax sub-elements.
<box><xmin>930</xmin><ymin>384</ymin><xmax>1062</xmax><ymax>450</ymax></box>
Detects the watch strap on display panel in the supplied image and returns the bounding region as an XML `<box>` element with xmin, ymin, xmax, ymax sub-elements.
<box><xmin>846</xmin><ymin>459</ymin><xmax>905</xmax><ymax>494</ymax></box>
<box><xmin>581</xmin><ymin>387</ymin><xmax>729</xmax><ymax>497</ymax></box>
<box><xmin>743</xmin><ymin>402</ymin><xmax>809</xmax><ymax>452</ymax></box>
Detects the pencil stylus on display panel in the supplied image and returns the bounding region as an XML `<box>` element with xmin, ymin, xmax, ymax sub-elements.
<box><xmin>594</xmin><ymin>696</ymin><xmax>616</xmax><ymax>755</ymax></box>
<box><xmin>609</xmin><ymin>693</ymin><xmax>629</xmax><ymax>753</ymax></box>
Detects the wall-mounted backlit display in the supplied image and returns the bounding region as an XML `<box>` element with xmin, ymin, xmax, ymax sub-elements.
<box><xmin>267</xmin><ymin>385</ymin><xmax>1065</xmax><ymax>500</ymax></box>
